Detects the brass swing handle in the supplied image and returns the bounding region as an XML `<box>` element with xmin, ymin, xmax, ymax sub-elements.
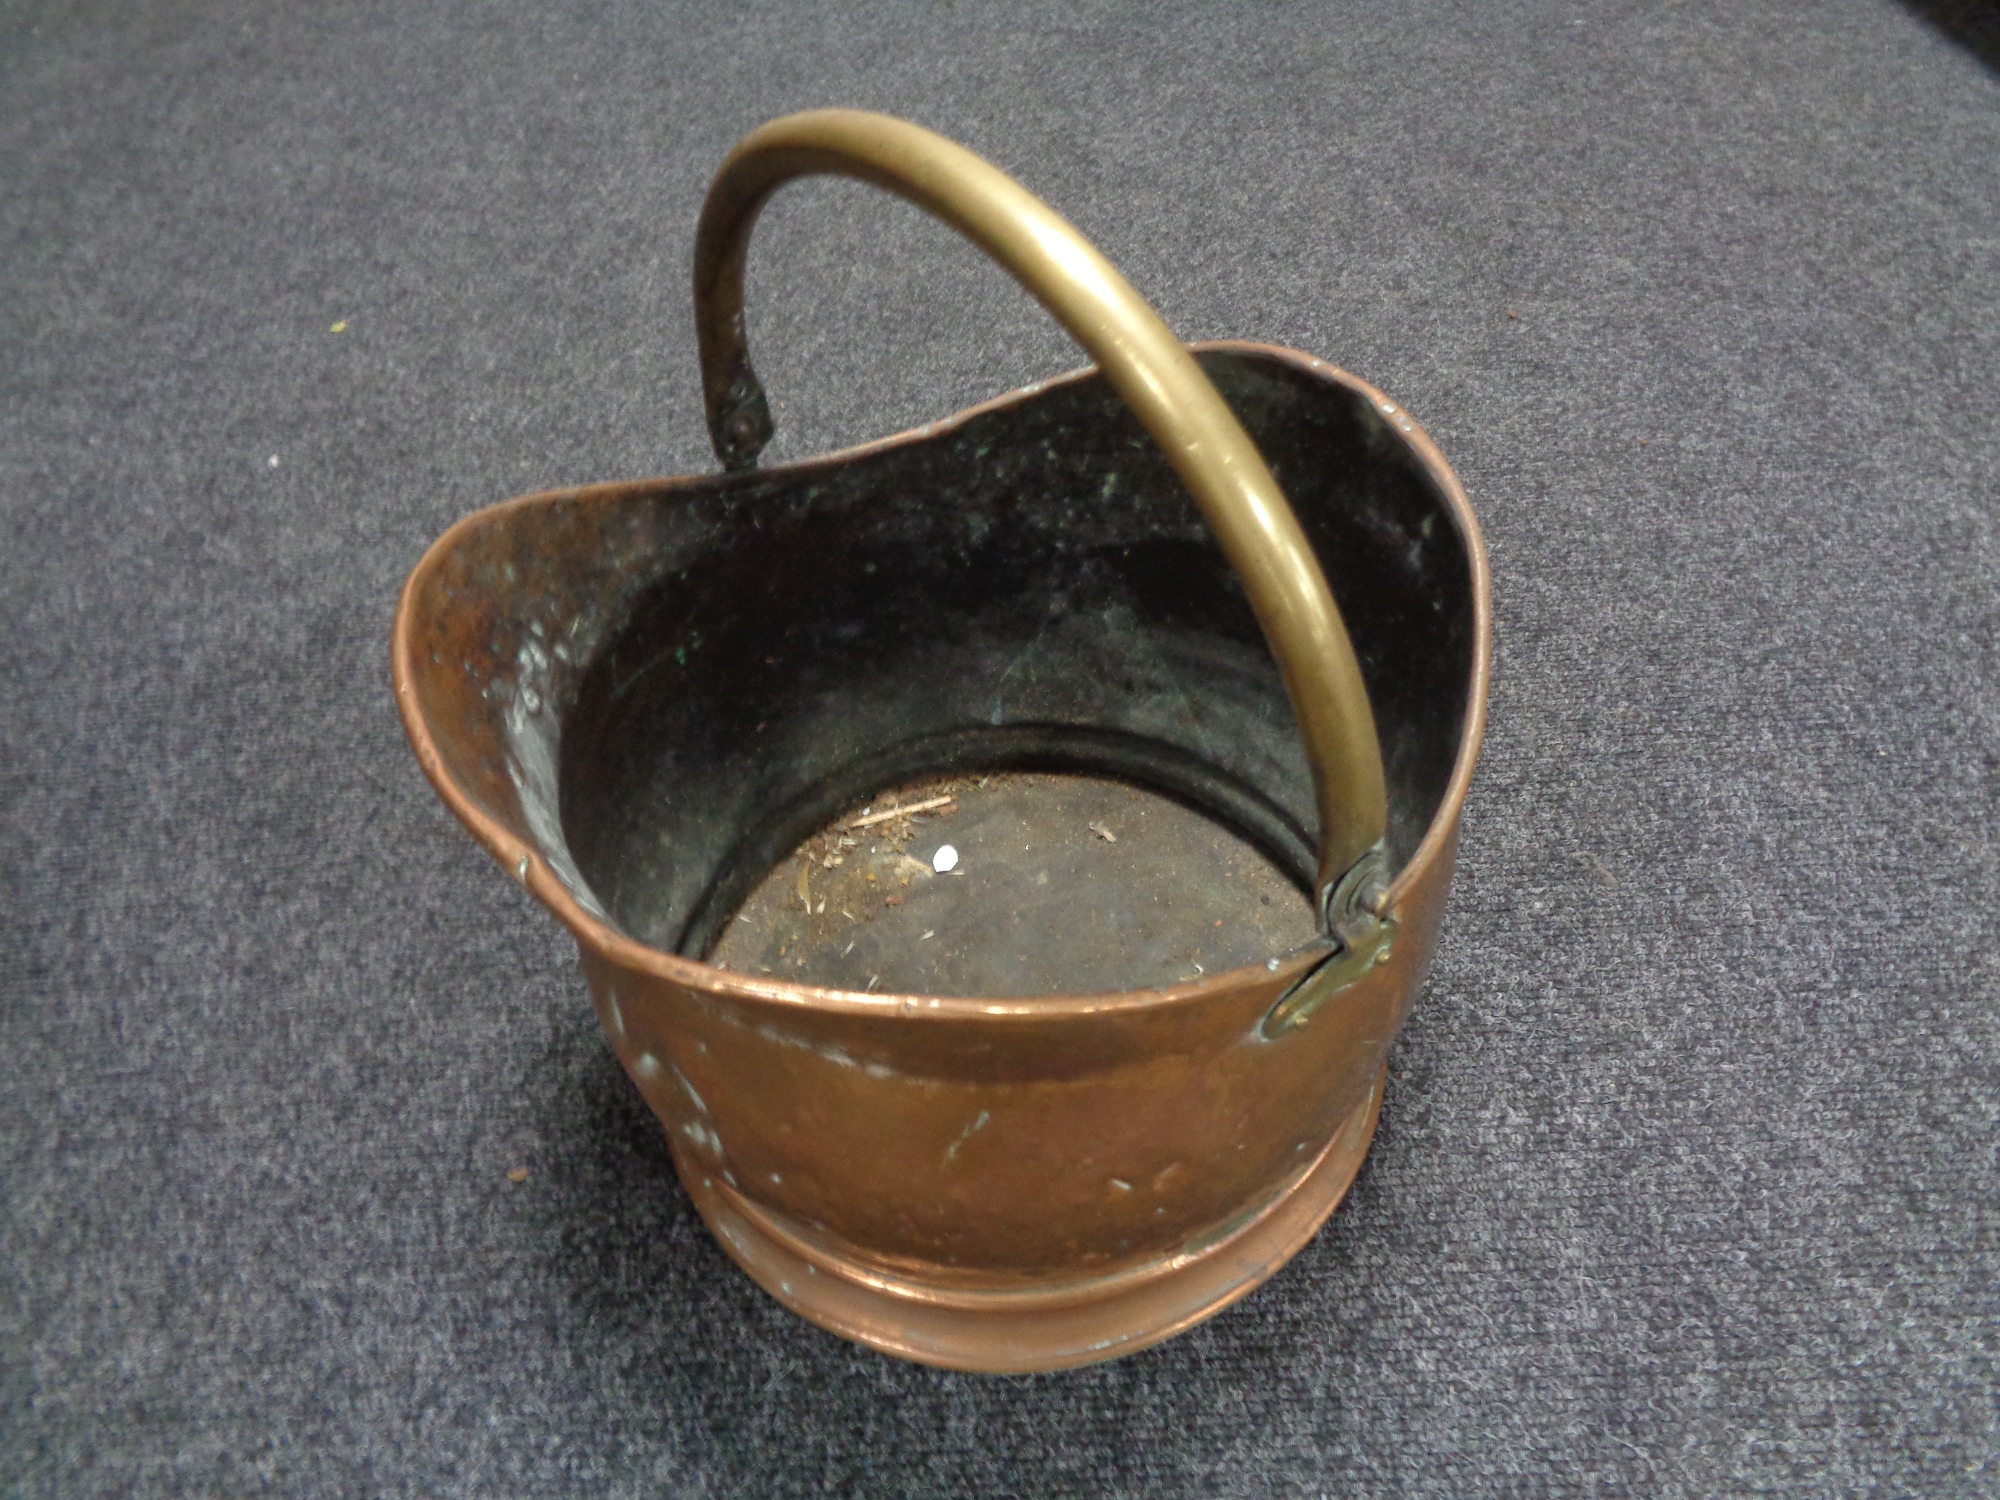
<box><xmin>693</xmin><ymin>109</ymin><xmax>1389</xmax><ymax>926</ymax></box>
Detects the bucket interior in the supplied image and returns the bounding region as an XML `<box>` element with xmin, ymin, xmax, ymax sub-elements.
<box><xmin>392</xmin><ymin>349</ymin><xmax>1479</xmax><ymax>997</ymax></box>
<box><xmin>524</xmin><ymin>349</ymin><xmax>1477</xmax><ymax>997</ymax></box>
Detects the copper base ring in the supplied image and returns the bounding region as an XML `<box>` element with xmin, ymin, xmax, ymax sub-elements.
<box><xmin>670</xmin><ymin>1063</ymin><xmax>1387</xmax><ymax>1374</ymax></box>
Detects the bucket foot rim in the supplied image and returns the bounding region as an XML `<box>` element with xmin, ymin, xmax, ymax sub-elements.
<box><xmin>673</xmin><ymin>1063</ymin><xmax>1387</xmax><ymax>1373</ymax></box>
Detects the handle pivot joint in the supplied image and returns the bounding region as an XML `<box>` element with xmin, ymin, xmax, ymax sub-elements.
<box><xmin>712</xmin><ymin>366</ymin><xmax>773</xmax><ymax>471</ymax></box>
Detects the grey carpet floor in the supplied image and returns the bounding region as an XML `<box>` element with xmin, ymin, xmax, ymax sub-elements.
<box><xmin>3</xmin><ymin>1</ymin><xmax>1996</xmax><ymax>1494</ymax></box>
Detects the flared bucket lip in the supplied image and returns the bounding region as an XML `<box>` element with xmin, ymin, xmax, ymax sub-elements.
<box><xmin>391</xmin><ymin>340</ymin><xmax>1491</xmax><ymax>1023</ymax></box>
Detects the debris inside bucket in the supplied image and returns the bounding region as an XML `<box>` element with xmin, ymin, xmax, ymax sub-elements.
<box><xmin>707</xmin><ymin>772</ymin><xmax>1315</xmax><ymax>998</ymax></box>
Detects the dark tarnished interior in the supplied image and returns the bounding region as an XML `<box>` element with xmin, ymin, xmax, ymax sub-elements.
<box><xmin>553</xmin><ymin>349</ymin><xmax>1477</xmax><ymax>989</ymax></box>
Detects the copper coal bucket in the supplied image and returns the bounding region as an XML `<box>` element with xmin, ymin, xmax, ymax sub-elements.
<box><xmin>393</xmin><ymin>111</ymin><xmax>1490</xmax><ymax>1372</ymax></box>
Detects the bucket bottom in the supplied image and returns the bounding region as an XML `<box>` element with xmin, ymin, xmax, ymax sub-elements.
<box><xmin>705</xmin><ymin>769</ymin><xmax>1318</xmax><ymax>998</ymax></box>
<box><xmin>669</xmin><ymin>1062</ymin><xmax>1386</xmax><ymax>1373</ymax></box>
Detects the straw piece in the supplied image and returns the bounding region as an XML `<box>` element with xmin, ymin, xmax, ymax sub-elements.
<box><xmin>845</xmin><ymin>795</ymin><xmax>957</xmax><ymax>830</ymax></box>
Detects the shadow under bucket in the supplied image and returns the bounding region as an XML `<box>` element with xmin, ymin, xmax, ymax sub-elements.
<box><xmin>393</xmin><ymin>111</ymin><xmax>1489</xmax><ymax>1372</ymax></box>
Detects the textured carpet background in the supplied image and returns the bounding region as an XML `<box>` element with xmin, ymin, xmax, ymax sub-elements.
<box><xmin>4</xmin><ymin>1</ymin><xmax>1996</xmax><ymax>1494</ymax></box>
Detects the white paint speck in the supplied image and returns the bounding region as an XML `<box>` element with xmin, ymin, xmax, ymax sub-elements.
<box><xmin>932</xmin><ymin>844</ymin><xmax>959</xmax><ymax>873</ymax></box>
<box><xmin>267</xmin><ymin>454</ymin><xmax>280</xmax><ymax>468</ymax></box>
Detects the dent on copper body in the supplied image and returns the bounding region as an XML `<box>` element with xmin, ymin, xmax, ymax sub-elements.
<box><xmin>391</xmin><ymin>111</ymin><xmax>1490</xmax><ymax>1374</ymax></box>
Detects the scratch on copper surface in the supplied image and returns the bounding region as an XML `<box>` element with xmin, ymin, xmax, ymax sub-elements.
<box><xmin>943</xmin><ymin>1109</ymin><xmax>992</xmax><ymax>1163</ymax></box>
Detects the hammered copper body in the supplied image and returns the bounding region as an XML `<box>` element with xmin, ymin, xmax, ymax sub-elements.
<box><xmin>392</xmin><ymin>112</ymin><xmax>1489</xmax><ymax>1372</ymax></box>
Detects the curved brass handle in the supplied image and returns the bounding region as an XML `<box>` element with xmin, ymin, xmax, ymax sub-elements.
<box><xmin>693</xmin><ymin>109</ymin><xmax>1388</xmax><ymax>920</ymax></box>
